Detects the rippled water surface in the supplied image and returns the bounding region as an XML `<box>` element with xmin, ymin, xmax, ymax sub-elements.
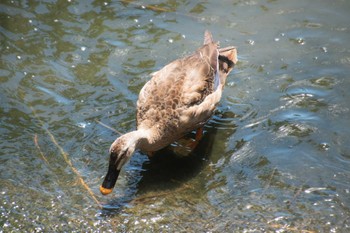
<box><xmin>1</xmin><ymin>0</ymin><xmax>350</xmax><ymax>232</ymax></box>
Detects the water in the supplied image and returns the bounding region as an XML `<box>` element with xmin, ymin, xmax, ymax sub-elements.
<box><xmin>1</xmin><ymin>0</ymin><xmax>350</xmax><ymax>231</ymax></box>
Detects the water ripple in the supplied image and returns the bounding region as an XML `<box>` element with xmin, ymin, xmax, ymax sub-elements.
<box><xmin>1</xmin><ymin>0</ymin><xmax>350</xmax><ymax>231</ymax></box>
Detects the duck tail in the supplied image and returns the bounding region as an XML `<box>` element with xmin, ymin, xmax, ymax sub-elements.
<box><xmin>219</xmin><ymin>46</ymin><xmax>238</xmax><ymax>66</ymax></box>
<box><xmin>203</xmin><ymin>30</ymin><xmax>214</xmax><ymax>45</ymax></box>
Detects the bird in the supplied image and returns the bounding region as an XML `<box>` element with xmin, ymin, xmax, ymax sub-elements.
<box><xmin>100</xmin><ymin>30</ymin><xmax>237</xmax><ymax>195</ymax></box>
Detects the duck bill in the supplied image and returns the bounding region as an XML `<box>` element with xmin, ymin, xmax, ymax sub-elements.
<box><xmin>100</xmin><ymin>157</ymin><xmax>120</xmax><ymax>195</ymax></box>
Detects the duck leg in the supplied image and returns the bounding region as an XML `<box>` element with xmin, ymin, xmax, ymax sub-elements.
<box><xmin>195</xmin><ymin>127</ymin><xmax>204</xmax><ymax>142</ymax></box>
<box><xmin>188</xmin><ymin>127</ymin><xmax>204</xmax><ymax>150</ymax></box>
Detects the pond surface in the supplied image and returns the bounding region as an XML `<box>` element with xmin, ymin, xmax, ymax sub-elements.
<box><xmin>1</xmin><ymin>0</ymin><xmax>350</xmax><ymax>231</ymax></box>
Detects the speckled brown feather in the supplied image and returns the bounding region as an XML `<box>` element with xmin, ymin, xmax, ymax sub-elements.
<box><xmin>136</xmin><ymin>31</ymin><xmax>237</xmax><ymax>153</ymax></box>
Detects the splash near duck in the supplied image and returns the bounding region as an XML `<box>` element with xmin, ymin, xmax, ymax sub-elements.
<box><xmin>100</xmin><ymin>31</ymin><xmax>237</xmax><ymax>195</ymax></box>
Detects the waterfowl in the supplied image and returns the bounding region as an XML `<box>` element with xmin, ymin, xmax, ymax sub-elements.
<box><xmin>100</xmin><ymin>31</ymin><xmax>237</xmax><ymax>195</ymax></box>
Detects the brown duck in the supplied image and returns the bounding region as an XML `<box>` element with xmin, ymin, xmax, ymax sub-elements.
<box><xmin>100</xmin><ymin>31</ymin><xmax>237</xmax><ymax>195</ymax></box>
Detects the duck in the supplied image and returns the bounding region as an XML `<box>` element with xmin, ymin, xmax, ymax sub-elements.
<box><xmin>100</xmin><ymin>30</ymin><xmax>237</xmax><ymax>195</ymax></box>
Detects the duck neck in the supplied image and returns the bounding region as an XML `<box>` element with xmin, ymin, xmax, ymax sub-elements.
<box><xmin>122</xmin><ymin>129</ymin><xmax>150</xmax><ymax>151</ymax></box>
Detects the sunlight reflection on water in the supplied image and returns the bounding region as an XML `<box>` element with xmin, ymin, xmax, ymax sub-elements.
<box><xmin>1</xmin><ymin>0</ymin><xmax>350</xmax><ymax>231</ymax></box>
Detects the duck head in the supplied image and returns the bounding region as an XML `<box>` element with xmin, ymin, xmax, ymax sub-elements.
<box><xmin>100</xmin><ymin>131</ymin><xmax>141</xmax><ymax>195</ymax></box>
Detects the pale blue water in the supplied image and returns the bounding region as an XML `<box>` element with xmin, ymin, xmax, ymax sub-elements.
<box><xmin>1</xmin><ymin>0</ymin><xmax>350</xmax><ymax>231</ymax></box>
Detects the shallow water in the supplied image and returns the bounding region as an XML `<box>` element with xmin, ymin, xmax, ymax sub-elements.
<box><xmin>1</xmin><ymin>0</ymin><xmax>350</xmax><ymax>231</ymax></box>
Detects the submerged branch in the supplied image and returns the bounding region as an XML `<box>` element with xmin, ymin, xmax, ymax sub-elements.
<box><xmin>95</xmin><ymin>119</ymin><xmax>123</xmax><ymax>136</ymax></box>
<box><xmin>31</xmin><ymin>107</ymin><xmax>101</xmax><ymax>208</ymax></box>
<box><xmin>34</xmin><ymin>134</ymin><xmax>50</xmax><ymax>165</ymax></box>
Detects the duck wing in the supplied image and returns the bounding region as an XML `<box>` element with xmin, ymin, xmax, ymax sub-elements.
<box><xmin>136</xmin><ymin>42</ymin><xmax>219</xmax><ymax>139</ymax></box>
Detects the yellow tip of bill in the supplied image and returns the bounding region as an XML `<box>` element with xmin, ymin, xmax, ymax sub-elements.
<box><xmin>100</xmin><ymin>185</ymin><xmax>113</xmax><ymax>195</ymax></box>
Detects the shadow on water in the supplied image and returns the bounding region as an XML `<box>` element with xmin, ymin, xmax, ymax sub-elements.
<box><xmin>101</xmin><ymin>109</ymin><xmax>238</xmax><ymax>215</ymax></box>
<box><xmin>100</xmin><ymin>131</ymin><xmax>217</xmax><ymax>214</ymax></box>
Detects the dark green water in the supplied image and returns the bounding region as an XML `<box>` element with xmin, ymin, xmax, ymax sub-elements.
<box><xmin>1</xmin><ymin>0</ymin><xmax>350</xmax><ymax>232</ymax></box>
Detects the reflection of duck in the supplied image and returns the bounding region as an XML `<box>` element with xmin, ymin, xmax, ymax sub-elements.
<box><xmin>100</xmin><ymin>31</ymin><xmax>237</xmax><ymax>195</ymax></box>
